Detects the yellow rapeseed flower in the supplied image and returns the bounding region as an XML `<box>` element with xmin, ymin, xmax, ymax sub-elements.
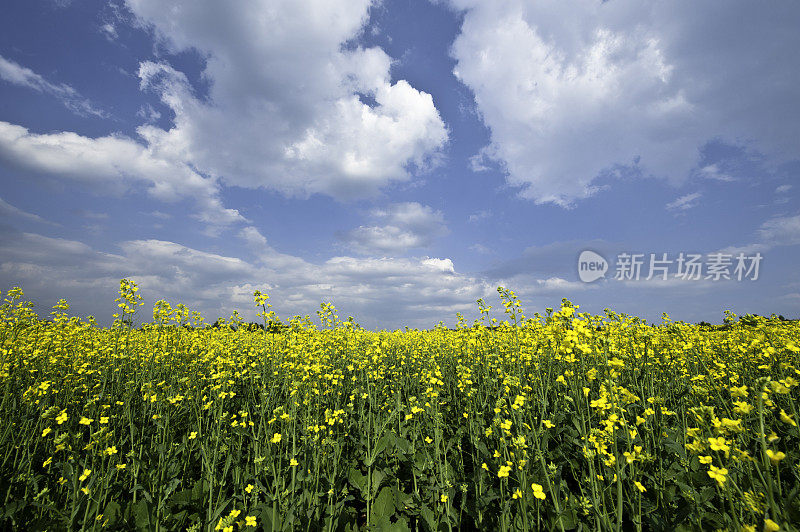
<box><xmin>707</xmin><ymin>465</ymin><xmax>727</xmax><ymax>486</ymax></box>
<box><xmin>766</xmin><ymin>449</ymin><xmax>786</xmax><ymax>465</ymax></box>
<box><xmin>779</xmin><ymin>409</ymin><xmax>796</xmax><ymax>427</ymax></box>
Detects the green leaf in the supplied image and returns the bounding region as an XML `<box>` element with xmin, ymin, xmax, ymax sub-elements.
<box><xmin>103</xmin><ymin>500</ymin><xmax>122</xmax><ymax>526</ymax></box>
<box><xmin>348</xmin><ymin>469</ymin><xmax>367</xmax><ymax>497</ymax></box>
<box><xmin>370</xmin><ymin>486</ymin><xmax>395</xmax><ymax>524</ymax></box>
<box><xmin>419</xmin><ymin>504</ymin><xmax>436</xmax><ymax>532</ymax></box>
<box><xmin>371</xmin><ymin>469</ymin><xmax>386</xmax><ymax>498</ymax></box>
<box><xmin>131</xmin><ymin>500</ymin><xmax>152</xmax><ymax>531</ymax></box>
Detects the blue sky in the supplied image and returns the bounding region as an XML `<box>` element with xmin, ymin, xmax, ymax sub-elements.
<box><xmin>1</xmin><ymin>0</ymin><xmax>799</xmax><ymax>329</ymax></box>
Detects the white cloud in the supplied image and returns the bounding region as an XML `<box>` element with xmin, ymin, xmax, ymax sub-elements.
<box><xmin>0</xmin><ymin>196</ymin><xmax>56</xmax><ymax>225</ymax></box>
<box><xmin>699</xmin><ymin>164</ymin><xmax>735</xmax><ymax>183</ymax></box>
<box><xmin>100</xmin><ymin>23</ymin><xmax>118</xmax><ymax>40</ymax></box>
<box><xmin>0</xmin><ymin>55</ymin><xmax>108</xmax><ymax>118</ymax></box>
<box><xmin>342</xmin><ymin>202</ymin><xmax>449</xmax><ymax>255</ymax></box>
<box><xmin>758</xmin><ymin>215</ymin><xmax>800</xmax><ymax>247</ymax></box>
<box><xmin>0</xmin><ymin>121</ymin><xmax>243</xmax><ymax>232</ymax></box>
<box><xmin>776</xmin><ymin>184</ymin><xmax>792</xmax><ymax>194</ymax></box>
<box><xmin>122</xmin><ymin>0</ymin><xmax>448</xmax><ymax>200</ymax></box>
<box><xmin>136</xmin><ymin>103</ymin><xmax>161</xmax><ymax>123</ymax></box>
<box><xmin>0</xmin><ymin>228</ymin><xmax>492</xmax><ymax>329</ymax></box>
<box><xmin>666</xmin><ymin>192</ymin><xmax>702</xmax><ymax>211</ymax></box>
<box><xmin>716</xmin><ymin>214</ymin><xmax>800</xmax><ymax>256</ymax></box>
<box><xmin>449</xmin><ymin>1</ymin><xmax>800</xmax><ymax>206</ymax></box>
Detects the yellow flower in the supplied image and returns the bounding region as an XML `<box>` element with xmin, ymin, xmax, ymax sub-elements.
<box><xmin>41</xmin><ymin>428</ymin><xmax>52</xmax><ymax>437</ymax></box>
<box><xmin>699</xmin><ymin>455</ymin><xmax>713</xmax><ymax>464</ymax></box>
<box><xmin>779</xmin><ymin>409</ymin><xmax>796</xmax><ymax>427</ymax></box>
<box><xmin>116</xmin><ymin>464</ymin><xmax>127</xmax><ymax>470</ymax></box>
<box><xmin>55</xmin><ymin>411</ymin><xmax>67</xmax><ymax>425</ymax></box>
<box><xmin>766</xmin><ymin>449</ymin><xmax>786</xmax><ymax>465</ymax></box>
<box><xmin>511</xmin><ymin>488</ymin><xmax>523</xmax><ymax>499</ymax></box>
<box><xmin>43</xmin><ymin>457</ymin><xmax>52</xmax><ymax>467</ymax></box>
<box><xmin>542</xmin><ymin>420</ymin><xmax>554</xmax><ymax>429</ymax></box>
<box><xmin>105</xmin><ymin>446</ymin><xmax>117</xmax><ymax>456</ymax></box>
<box><xmin>730</xmin><ymin>385</ymin><xmax>748</xmax><ymax>398</ymax></box>
<box><xmin>290</xmin><ymin>458</ymin><xmax>299</xmax><ymax>466</ymax></box>
<box><xmin>245</xmin><ymin>484</ymin><xmax>254</xmax><ymax>493</ymax></box>
<box><xmin>440</xmin><ymin>494</ymin><xmax>448</xmax><ymax>503</ymax></box>
<box><xmin>707</xmin><ymin>465</ymin><xmax>727</xmax><ymax>486</ymax></box>
<box><xmin>764</xmin><ymin>518</ymin><xmax>780</xmax><ymax>531</ymax></box>
<box><xmin>271</xmin><ymin>433</ymin><xmax>282</xmax><ymax>444</ymax></box>
<box><xmin>79</xmin><ymin>417</ymin><xmax>93</xmax><ymax>425</ymax></box>
<box><xmin>189</xmin><ymin>431</ymin><xmax>198</xmax><ymax>440</ymax></box>
<box><xmin>245</xmin><ymin>516</ymin><xmax>257</xmax><ymax>527</ymax></box>
<box><xmin>481</xmin><ymin>463</ymin><xmax>489</xmax><ymax>471</ymax></box>
<box><xmin>497</xmin><ymin>465</ymin><xmax>511</xmax><ymax>478</ymax></box>
<box><xmin>708</xmin><ymin>436</ymin><xmax>730</xmax><ymax>453</ymax></box>
<box><xmin>229</xmin><ymin>509</ymin><xmax>241</xmax><ymax>518</ymax></box>
<box><xmin>79</xmin><ymin>469</ymin><xmax>91</xmax><ymax>482</ymax></box>
<box><xmin>531</xmin><ymin>483</ymin><xmax>546</xmax><ymax>500</ymax></box>
<box><xmin>634</xmin><ymin>481</ymin><xmax>646</xmax><ymax>493</ymax></box>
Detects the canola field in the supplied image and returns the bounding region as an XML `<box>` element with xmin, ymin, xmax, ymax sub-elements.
<box><xmin>1</xmin><ymin>281</ymin><xmax>799</xmax><ymax>531</ymax></box>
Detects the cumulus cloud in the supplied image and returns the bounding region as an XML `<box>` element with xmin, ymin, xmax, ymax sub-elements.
<box><xmin>123</xmin><ymin>0</ymin><xmax>448</xmax><ymax>200</ymax></box>
<box><xmin>0</xmin><ymin>55</ymin><xmax>108</xmax><ymax>118</ymax></box>
<box><xmin>342</xmin><ymin>202</ymin><xmax>449</xmax><ymax>255</ymax></box>
<box><xmin>0</xmin><ymin>121</ymin><xmax>244</xmax><ymax>232</ymax></box>
<box><xmin>449</xmin><ymin>0</ymin><xmax>800</xmax><ymax>206</ymax></box>
<box><xmin>0</xmin><ymin>2</ymin><xmax>448</xmax><ymax>236</ymax></box>
<box><xmin>0</xmin><ymin>228</ymin><xmax>491</xmax><ymax>329</ymax></box>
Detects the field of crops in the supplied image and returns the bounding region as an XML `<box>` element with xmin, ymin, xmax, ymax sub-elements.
<box><xmin>1</xmin><ymin>281</ymin><xmax>799</xmax><ymax>531</ymax></box>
